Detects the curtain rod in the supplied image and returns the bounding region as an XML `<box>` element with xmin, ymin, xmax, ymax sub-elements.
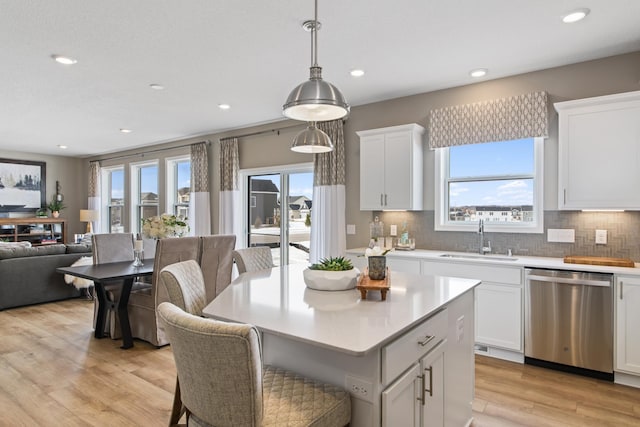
<box><xmin>95</xmin><ymin>140</ymin><xmax>210</xmax><ymax>163</ymax></box>
<box><xmin>221</xmin><ymin>123</ymin><xmax>304</xmax><ymax>141</ymax></box>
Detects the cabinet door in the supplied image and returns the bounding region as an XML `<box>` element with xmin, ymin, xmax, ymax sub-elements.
<box><xmin>382</xmin><ymin>363</ymin><xmax>421</xmax><ymax>427</ymax></box>
<box><xmin>360</xmin><ymin>134</ymin><xmax>386</xmax><ymax>210</ymax></box>
<box><xmin>420</xmin><ymin>341</ymin><xmax>445</xmax><ymax>427</ymax></box>
<box><xmin>557</xmin><ymin>93</ymin><xmax>640</xmax><ymax>209</ymax></box>
<box><xmin>387</xmin><ymin>256</ymin><xmax>421</xmax><ymax>274</ymax></box>
<box><xmin>475</xmin><ymin>282</ymin><xmax>522</xmax><ymax>351</ymax></box>
<box><xmin>616</xmin><ymin>276</ymin><xmax>640</xmax><ymax>374</ymax></box>
<box><xmin>384</xmin><ymin>130</ymin><xmax>412</xmax><ymax>209</ymax></box>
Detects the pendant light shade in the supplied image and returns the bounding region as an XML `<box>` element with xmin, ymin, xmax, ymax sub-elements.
<box><xmin>283</xmin><ymin>0</ymin><xmax>349</xmax><ymax>123</ymax></box>
<box><xmin>291</xmin><ymin>122</ymin><xmax>333</xmax><ymax>153</ymax></box>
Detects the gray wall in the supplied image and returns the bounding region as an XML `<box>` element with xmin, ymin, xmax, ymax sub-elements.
<box><xmin>4</xmin><ymin>51</ymin><xmax>640</xmax><ymax>256</ymax></box>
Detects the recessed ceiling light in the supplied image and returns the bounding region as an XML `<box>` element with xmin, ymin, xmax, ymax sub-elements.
<box><xmin>562</xmin><ymin>8</ymin><xmax>590</xmax><ymax>23</ymax></box>
<box><xmin>149</xmin><ymin>84</ymin><xmax>165</xmax><ymax>90</ymax></box>
<box><xmin>469</xmin><ymin>68</ymin><xmax>488</xmax><ymax>78</ymax></box>
<box><xmin>218</xmin><ymin>104</ymin><xmax>231</xmax><ymax>110</ymax></box>
<box><xmin>57</xmin><ymin>144</ymin><xmax>67</xmax><ymax>149</ymax></box>
<box><xmin>350</xmin><ymin>69</ymin><xmax>365</xmax><ymax>77</ymax></box>
<box><xmin>52</xmin><ymin>55</ymin><xmax>77</xmax><ymax>65</ymax></box>
<box><xmin>120</xmin><ymin>128</ymin><xmax>132</xmax><ymax>133</ymax></box>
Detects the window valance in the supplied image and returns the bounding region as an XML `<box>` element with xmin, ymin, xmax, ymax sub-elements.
<box><xmin>428</xmin><ymin>91</ymin><xmax>548</xmax><ymax>149</ymax></box>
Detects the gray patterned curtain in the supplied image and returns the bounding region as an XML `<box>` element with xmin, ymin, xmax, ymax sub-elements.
<box><xmin>189</xmin><ymin>142</ymin><xmax>211</xmax><ymax>236</ymax></box>
<box><xmin>310</xmin><ymin>120</ymin><xmax>346</xmax><ymax>263</ymax></box>
<box><xmin>428</xmin><ymin>91</ymin><xmax>548</xmax><ymax>148</ymax></box>
<box><xmin>87</xmin><ymin>161</ymin><xmax>101</xmax><ymax>233</ymax></box>
<box><xmin>218</xmin><ymin>137</ymin><xmax>241</xmax><ymax>237</ymax></box>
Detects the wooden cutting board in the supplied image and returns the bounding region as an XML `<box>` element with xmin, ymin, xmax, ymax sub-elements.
<box><xmin>563</xmin><ymin>255</ymin><xmax>635</xmax><ymax>268</ymax></box>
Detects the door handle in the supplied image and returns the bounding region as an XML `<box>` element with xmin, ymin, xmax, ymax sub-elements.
<box><xmin>424</xmin><ymin>366</ymin><xmax>433</xmax><ymax>397</ymax></box>
<box><xmin>380</xmin><ymin>194</ymin><xmax>383</xmax><ymax>206</ymax></box>
<box><xmin>416</xmin><ymin>373</ymin><xmax>426</xmax><ymax>405</ymax></box>
<box><xmin>418</xmin><ymin>335</ymin><xmax>435</xmax><ymax>347</ymax></box>
<box><xmin>620</xmin><ymin>281</ymin><xmax>624</xmax><ymax>300</ymax></box>
<box><xmin>384</xmin><ymin>194</ymin><xmax>388</xmax><ymax>206</ymax></box>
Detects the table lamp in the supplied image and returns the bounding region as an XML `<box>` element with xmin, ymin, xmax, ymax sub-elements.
<box><xmin>80</xmin><ymin>209</ymin><xmax>98</xmax><ymax>234</ymax></box>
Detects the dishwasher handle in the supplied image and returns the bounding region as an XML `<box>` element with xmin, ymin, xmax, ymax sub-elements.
<box><xmin>527</xmin><ymin>273</ymin><xmax>611</xmax><ymax>287</ymax></box>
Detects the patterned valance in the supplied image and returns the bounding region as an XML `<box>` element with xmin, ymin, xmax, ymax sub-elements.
<box><xmin>314</xmin><ymin>120</ymin><xmax>345</xmax><ymax>186</ymax></box>
<box><xmin>428</xmin><ymin>91</ymin><xmax>548</xmax><ymax>149</ymax></box>
<box><xmin>219</xmin><ymin>137</ymin><xmax>239</xmax><ymax>191</ymax></box>
<box><xmin>190</xmin><ymin>142</ymin><xmax>209</xmax><ymax>192</ymax></box>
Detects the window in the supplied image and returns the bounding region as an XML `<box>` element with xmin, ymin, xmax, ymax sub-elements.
<box><xmin>167</xmin><ymin>157</ymin><xmax>190</xmax><ymax>218</ymax></box>
<box><xmin>101</xmin><ymin>166</ymin><xmax>125</xmax><ymax>233</ymax></box>
<box><xmin>131</xmin><ymin>161</ymin><xmax>159</xmax><ymax>233</ymax></box>
<box><xmin>434</xmin><ymin>138</ymin><xmax>543</xmax><ymax>233</ymax></box>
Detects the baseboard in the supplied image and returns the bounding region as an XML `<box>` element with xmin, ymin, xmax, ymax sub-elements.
<box><xmin>615</xmin><ymin>371</ymin><xmax>640</xmax><ymax>389</ymax></box>
<box><xmin>474</xmin><ymin>344</ymin><xmax>524</xmax><ymax>363</ymax></box>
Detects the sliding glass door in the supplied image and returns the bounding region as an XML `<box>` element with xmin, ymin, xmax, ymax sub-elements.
<box><xmin>246</xmin><ymin>166</ymin><xmax>313</xmax><ymax>266</ymax></box>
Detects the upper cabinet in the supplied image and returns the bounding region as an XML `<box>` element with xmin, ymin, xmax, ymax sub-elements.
<box><xmin>358</xmin><ymin>123</ymin><xmax>425</xmax><ymax>210</ymax></box>
<box><xmin>555</xmin><ymin>91</ymin><xmax>640</xmax><ymax>210</ymax></box>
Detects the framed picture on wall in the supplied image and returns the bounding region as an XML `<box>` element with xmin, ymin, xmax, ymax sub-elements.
<box><xmin>0</xmin><ymin>158</ymin><xmax>46</xmax><ymax>213</ymax></box>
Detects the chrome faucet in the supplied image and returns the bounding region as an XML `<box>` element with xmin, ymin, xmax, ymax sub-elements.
<box><xmin>478</xmin><ymin>219</ymin><xmax>491</xmax><ymax>255</ymax></box>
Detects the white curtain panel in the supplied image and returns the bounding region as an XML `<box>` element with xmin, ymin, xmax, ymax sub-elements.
<box><xmin>88</xmin><ymin>161</ymin><xmax>101</xmax><ymax>233</ymax></box>
<box><xmin>218</xmin><ymin>137</ymin><xmax>241</xmax><ymax>237</ymax></box>
<box><xmin>310</xmin><ymin>120</ymin><xmax>346</xmax><ymax>263</ymax></box>
<box><xmin>189</xmin><ymin>142</ymin><xmax>211</xmax><ymax>236</ymax></box>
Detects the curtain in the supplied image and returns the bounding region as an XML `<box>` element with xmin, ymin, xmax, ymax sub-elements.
<box><xmin>218</xmin><ymin>137</ymin><xmax>241</xmax><ymax>238</ymax></box>
<box><xmin>88</xmin><ymin>161</ymin><xmax>101</xmax><ymax>233</ymax></box>
<box><xmin>189</xmin><ymin>142</ymin><xmax>211</xmax><ymax>236</ymax></box>
<box><xmin>429</xmin><ymin>91</ymin><xmax>548</xmax><ymax>148</ymax></box>
<box><xmin>310</xmin><ymin>120</ymin><xmax>346</xmax><ymax>263</ymax></box>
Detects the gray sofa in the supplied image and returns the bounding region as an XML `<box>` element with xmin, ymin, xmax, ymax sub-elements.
<box><xmin>0</xmin><ymin>243</ymin><xmax>92</xmax><ymax>310</ymax></box>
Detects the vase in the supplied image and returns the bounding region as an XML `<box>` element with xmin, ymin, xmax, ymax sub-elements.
<box><xmin>52</xmin><ymin>211</ymin><xmax>60</xmax><ymax>218</ymax></box>
<box><xmin>303</xmin><ymin>268</ymin><xmax>360</xmax><ymax>291</ymax></box>
<box><xmin>368</xmin><ymin>255</ymin><xmax>386</xmax><ymax>280</ymax></box>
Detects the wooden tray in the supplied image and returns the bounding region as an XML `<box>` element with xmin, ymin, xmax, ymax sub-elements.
<box><xmin>563</xmin><ymin>255</ymin><xmax>635</xmax><ymax>268</ymax></box>
<box><xmin>357</xmin><ymin>267</ymin><xmax>391</xmax><ymax>301</ymax></box>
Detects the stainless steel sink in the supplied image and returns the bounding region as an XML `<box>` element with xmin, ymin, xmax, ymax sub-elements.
<box><xmin>439</xmin><ymin>253</ymin><xmax>518</xmax><ymax>262</ymax></box>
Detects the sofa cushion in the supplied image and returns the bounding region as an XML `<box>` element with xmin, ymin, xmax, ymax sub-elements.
<box><xmin>0</xmin><ymin>244</ymin><xmax>67</xmax><ymax>260</ymax></box>
<box><xmin>0</xmin><ymin>241</ymin><xmax>32</xmax><ymax>248</ymax></box>
<box><xmin>66</xmin><ymin>243</ymin><xmax>92</xmax><ymax>254</ymax></box>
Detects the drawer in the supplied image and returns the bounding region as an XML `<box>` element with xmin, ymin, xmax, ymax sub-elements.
<box><xmin>421</xmin><ymin>260</ymin><xmax>522</xmax><ymax>285</ymax></box>
<box><xmin>381</xmin><ymin>308</ymin><xmax>448</xmax><ymax>385</ymax></box>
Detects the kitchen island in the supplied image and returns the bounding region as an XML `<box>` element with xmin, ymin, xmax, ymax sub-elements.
<box><xmin>203</xmin><ymin>264</ymin><xmax>480</xmax><ymax>427</ymax></box>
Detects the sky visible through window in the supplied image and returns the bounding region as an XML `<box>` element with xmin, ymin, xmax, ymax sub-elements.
<box><xmin>260</xmin><ymin>173</ymin><xmax>314</xmax><ymax>199</ymax></box>
<box><xmin>449</xmin><ymin>139</ymin><xmax>534</xmax><ymax>207</ymax></box>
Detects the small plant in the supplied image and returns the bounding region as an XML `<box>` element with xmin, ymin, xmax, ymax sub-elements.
<box><xmin>309</xmin><ymin>256</ymin><xmax>354</xmax><ymax>271</ymax></box>
<box><xmin>305</xmin><ymin>212</ymin><xmax>311</xmax><ymax>227</ymax></box>
<box><xmin>47</xmin><ymin>197</ymin><xmax>65</xmax><ymax>212</ymax></box>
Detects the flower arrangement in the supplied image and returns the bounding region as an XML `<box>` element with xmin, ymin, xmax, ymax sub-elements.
<box><xmin>141</xmin><ymin>213</ymin><xmax>189</xmax><ymax>239</ymax></box>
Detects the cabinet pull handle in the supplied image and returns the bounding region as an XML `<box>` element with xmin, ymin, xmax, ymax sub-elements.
<box><xmin>384</xmin><ymin>194</ymin><xmax>388</xmax><ymax>206</ymax></box>
<box><xmin>416</xmin><ymin>373</ymin><xmax>426</xmax><ymax>405</ymax></box>
<box><xmin>380</xmin><ymin>194</ymin><xmax>383</xmax><ymax>206</ymax></box>
<box><xmin>424</xmin><ymin>366</ymin><xmax>434</xmax><ymax>397</ymax></box>
<box><xmin>620</xmin><ymin>281</ymin><xmax>623</xmax><ymax>300</ymax></box>
<box><xmin>418</xmin><ymin>335</ymin><xmax>435</xmax><ymax>347</ymax></box>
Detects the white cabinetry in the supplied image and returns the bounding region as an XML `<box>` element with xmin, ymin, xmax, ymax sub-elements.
<box><xmin>421</xmin><ymin>259</ymin><xmax>523</xmax><ymax>362</ymax></box>
<box><xmin>615</xmin><ymin>276</ymin><xmax>640</xmax><ymax>378</ymax></box>
<box><xmin>358</xmin><ymin>124</ymin><xmax>424</xmax><ymax>210</ymax></box>
<box><xmin>381</xmin><ymin>310</ymin><xmax>448</xmax><ymax>427</ymax></box>
<box><xmin>555</xmin><ymin>91</ymin><xmax>640</xmax><ymax>210</ymax></box>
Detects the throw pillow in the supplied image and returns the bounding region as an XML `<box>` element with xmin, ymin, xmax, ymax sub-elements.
<box><xmin>64</xmin><ymin>256</ymin><xmax>94</xmax><ymax>289</ymax></box>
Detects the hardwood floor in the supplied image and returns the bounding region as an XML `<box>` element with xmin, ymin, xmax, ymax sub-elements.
<box><xmin>2</xmin><ymin>298</ymin><xmax>640</xmax><ymax>426</ymax></box>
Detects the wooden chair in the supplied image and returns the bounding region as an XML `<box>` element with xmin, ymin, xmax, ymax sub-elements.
<box><xmin>233</xmin><ymin>246</ymin><xmax>274</xmax><ymax>274</ymax></box>
<box><xmin>157</xmin><ymin>301</ymin><xmax>351</xmax><ymax>427</ymax></box>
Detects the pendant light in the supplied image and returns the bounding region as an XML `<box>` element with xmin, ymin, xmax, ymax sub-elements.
<box><xmin>291</xmin><ymin>122</ymin><xmax>333</xmax><ymax>153</ymax></box>
<box><xmin>283</xmin><ymin>0</ymin><xmax>350</xmax><ymax>122</ymax></box>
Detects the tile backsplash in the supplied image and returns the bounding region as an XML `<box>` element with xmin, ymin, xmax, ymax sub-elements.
<box><xmin>374</xmin><ymin>210</ymin><xmax>640</xmax><ymax>261</ymax></box>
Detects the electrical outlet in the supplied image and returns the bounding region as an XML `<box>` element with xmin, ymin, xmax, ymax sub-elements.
<box><xmin>346</xmin><ymin>224</ymin><xmax>356</xmax><ymax>235</ymax></box>
<box><xmin>456</xmin><ymin>315</ymin><xmax>464</xmax><ymax>342</ymax></box>
<box><xmin>390</xmin><ymin>225</ymin><xmax>397</xmax><ymax>236</ymax></box>
<box><xmin>595</xmin><ymin>229</ymin><xmax>607</xmax><ymax>245</ymax></box>
<box><xmin>345</xmin><ymin>375</ymin><xmax>374</xmax><ymax>403</ymax></box>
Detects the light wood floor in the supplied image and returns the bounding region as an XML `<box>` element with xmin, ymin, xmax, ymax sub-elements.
<box><xmin>2</xmin><ymin>298</ymin><xmax>640</xmax><ymax>426</ymax></box>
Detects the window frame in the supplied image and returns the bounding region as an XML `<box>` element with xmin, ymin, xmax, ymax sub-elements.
<box><xmin>130</xmin><ymin>160</ymin><xmax>159</xmax><ymax>234</ymax></box>
<box><xmin>434</xmin><ymin>137</ymin><xmax>544</xmax><ymax>234</ymax></box>
<box><xmin>166</xmin><ymin>155</ymin><xmax>190</xmax><ymax>218</ymax></box>
<box><xmin>100</xmin><ymin>165</ymin><xmax>126</xmax><ymax>233</ymax></box>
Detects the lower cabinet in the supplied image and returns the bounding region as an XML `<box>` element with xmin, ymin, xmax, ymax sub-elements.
<box><xmin>475</xmin><ymin>282</ymin><xmax>522</xmax><ymax>351</ymax></box>
<box><xmin>382</xmin><ymin>340</ymin><xmax>446</xmax><ymax>427</ymax></box>
<box><xmin>615</xmin><ymin>276</ymin><xmax>640</xmax><ymax>375</ymax></box>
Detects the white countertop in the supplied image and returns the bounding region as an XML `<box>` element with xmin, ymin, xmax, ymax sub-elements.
<box><xmin>202</xmin><ymin>263</ymin><xmax>480</xmax><ymax>356</ymax></box>
<box><xmin>347</xmin><ymin>248</ymin><xmax>640</xmax><ymax>276</ymax></box>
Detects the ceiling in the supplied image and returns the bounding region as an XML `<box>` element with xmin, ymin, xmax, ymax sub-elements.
<box><xmin>1</xmin><ymin>1</ymin><xmax>639</xmax><ymax>157</ymax></box>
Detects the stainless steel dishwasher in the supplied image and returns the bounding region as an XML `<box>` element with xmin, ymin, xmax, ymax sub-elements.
<box><xmin>524</xmin><ymin>268</ymin><xmax>613</xmax><ymax>380</ymax></box>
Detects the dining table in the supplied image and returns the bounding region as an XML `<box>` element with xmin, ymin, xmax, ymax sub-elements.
<box><xmin>56</xmin><ymin>259</ymin><xmax>154</xmax><ymax>349</ymax></box>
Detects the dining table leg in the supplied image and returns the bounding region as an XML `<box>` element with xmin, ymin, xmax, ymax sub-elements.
<box><xmin>94</xmin><ymin>282</ymin><xmax>108</xmax><ymax>339</ymax></box>
<box><xmin>117</xmin><ymin>277</ymin><xmax>134</xmax><ymax>349</ymax></box>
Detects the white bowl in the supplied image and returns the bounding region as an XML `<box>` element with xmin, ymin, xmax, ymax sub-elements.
<box><xmin>303</xmin><ymin>267</ymin><xmax>360</xmax><ymax>291</ymax></box>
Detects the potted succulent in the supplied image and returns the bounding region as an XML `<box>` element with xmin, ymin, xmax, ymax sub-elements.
<box><xmin>47</xmin><ymin>197</ymin><xmax>66</xmax><ymax>218</ymax></box>
<box><xmin>303</xmin><ymin>256</ymin><xmax>360</xmax><ymax>291</ymax></box>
